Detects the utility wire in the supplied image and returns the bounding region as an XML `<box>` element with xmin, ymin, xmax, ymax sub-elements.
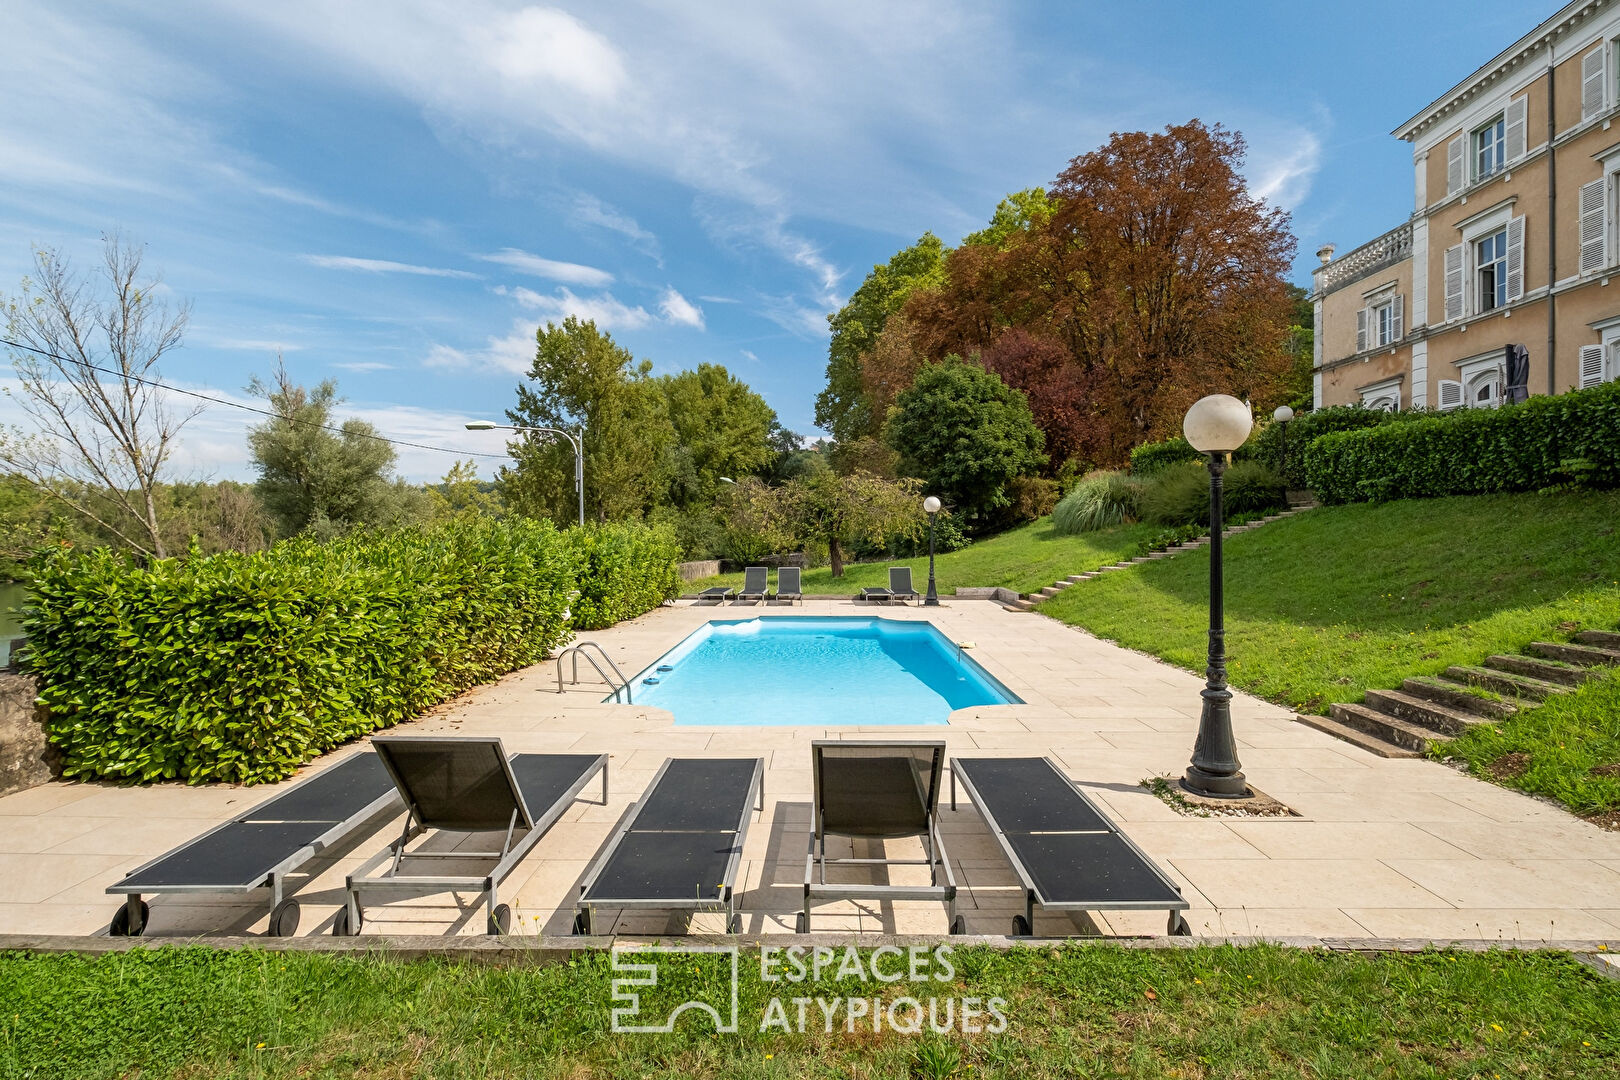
<box><xmin>1</xmin><ymin>336</ymin><xmax>509</xmax><ymax>461</ymax></box>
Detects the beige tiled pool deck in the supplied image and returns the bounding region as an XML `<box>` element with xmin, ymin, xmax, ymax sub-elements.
<box><xmin>4</xmin><ymin>598</ymin><xmax>1619</xmax><ymax>943</ymax></box>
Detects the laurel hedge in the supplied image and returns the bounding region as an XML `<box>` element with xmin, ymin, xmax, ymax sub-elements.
<box><xmin>23</xmin><ymin>518</ymin><xmax>680</xmax><ymax>784</ymax></box>
<box><xmin>1305</xmin><ymin>381</ymin><xmax>1620</xmax><ymax>504</ymax></box>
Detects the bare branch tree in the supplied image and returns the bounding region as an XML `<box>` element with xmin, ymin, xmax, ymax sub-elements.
<box><xmin>0</xmin><ymin>234</ymin><xmax>200</xmax><ymax>558</ymax></box>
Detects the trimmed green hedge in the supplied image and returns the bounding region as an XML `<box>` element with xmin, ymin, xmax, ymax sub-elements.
<box><xmin>1305</xmin><ymin>381</ymin><xmax>1620</xmax><ymax>504</ymax></box>
<box><xmin>1249</xmin><ymin>404</ymin><xmax>1420</xmax><ymax>488</ymax></box>
<box><xmin>24</xmin><ymin>518</ymin><xmax>679</xmax><ymax>784</ymax></box>
<box><xmin>1128</xmin><ymin>437</ymin><xmax>1200</xmax><ymax>476</ymax></box>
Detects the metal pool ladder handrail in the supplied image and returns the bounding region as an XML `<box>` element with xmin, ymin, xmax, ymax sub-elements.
<box><xmin>555</xmin><ymin>641</ymin><xmax>632</xmax><ymax>703</ymax></box>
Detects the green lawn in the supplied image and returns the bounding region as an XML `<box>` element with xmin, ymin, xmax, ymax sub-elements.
<box><xmin>1038</xmin><ymin>491</ymin><xmax>1620</xmax><ymax>714</ymax></box>
<box><xmin>687</xmin><ymin>518</ymin><xmax>1157</xmax><ymax>598</ymax></box>
<box><xmin>2</xmin><ymin>945</ymin><xmax>1615</xmax><ymax>1079</ymax></box>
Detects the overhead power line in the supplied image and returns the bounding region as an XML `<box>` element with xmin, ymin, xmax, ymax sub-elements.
<box><xmin>1</xmin><ymin>336</ymin><xmax>508</xmax><ymax>461</ymax></box>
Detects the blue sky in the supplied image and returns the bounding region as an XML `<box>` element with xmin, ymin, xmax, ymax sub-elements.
<box><xmin>0</xmin><ymin>0</ymin><xmax>1548</xmax><ymax>480</ymax></box>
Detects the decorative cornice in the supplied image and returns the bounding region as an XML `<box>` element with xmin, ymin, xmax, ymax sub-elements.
<box><xmin>1314</xmin><ymin>223</ymin><xmax>1413</xmax><ymax>295</ymax></box>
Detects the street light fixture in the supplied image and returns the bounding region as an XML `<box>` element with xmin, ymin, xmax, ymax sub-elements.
<box><xmin>1180</xmin><ymin>394</ymin><xmax>1254</xmax><ymax>799</ymax></box>
<box><xmin>1272</xmin><ymin>405</ymin><xmax>1295</xmax><ymax>477</ymax></box>
<box><xmin>465</xmin><ymin>419</ymin><xmax>585</xmax><ymax>527</ymax></box>
<box><xmin>922</xmin><ymin>496</ymin><xmax>942</xmax><ymax>607</ymax></box>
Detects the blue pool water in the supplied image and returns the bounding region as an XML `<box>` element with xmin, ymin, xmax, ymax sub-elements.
<box><xmin>625</xmin><ymin>616</ymin><xmax>1021</xmax><ymax>726</ymax></box>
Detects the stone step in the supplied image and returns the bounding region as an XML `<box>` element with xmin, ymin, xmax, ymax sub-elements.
<box><xmin>1141</xmin><ymin>551</ymin><xmax>1174</xmax><ymax>559</ymax></box>
<box><xmin>1576</xmin><ymin>629</ymin><xmax>1620</xmax><ymax>650</ymax></box>
<box><xmin>1328</xmin><ymin>702</ymin><xmax>1451</xmax><ymax>753</ymax></box>
<box><xmin>1065</xmin><ymin>575</ymin><xmax>1088</xmax><ymax>583</ymax></box>
<box><xmin>1293</xmin><ymin>712</ymin><xmax>1422</xmax><ymax>759</ymax></box>
<box><xmin>1099</xmin><ymin>564</ymin><xmax>1127</xmax><ymax>572</ymax></box>
<box><xmin>1527</xmin><ymin>640</ymin><xmax>1620</xmax><ymax>668</ymax></box>
<box><xmin>1400</xmin><ymin>676</ymin><xmax>1517</xmax><ymax>720</ymax></box>
<box><xmin>1362</xmin><ymin>688</ymin><xmax>1492</xmax><ymax>736</ymax></box>
<box><xmin>1485</xmin><ymin>653</ymin><xmax>1594</xmax><ymax>688</ymax></box>
<box><xmin>1001</xmin><ymin>600</ymin><xmax>1034</xmax><ymax>612</ymax></box>
<box><xmin>1445</xmin><ymin>665</ymin><xmax>1571</xmax><ymax>701</ymax></box>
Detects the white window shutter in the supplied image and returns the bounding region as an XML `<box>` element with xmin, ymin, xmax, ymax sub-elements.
<box><xmin>1503</xmin><ymin>216</ymin><xmax>1524</xmax><ymax>303</ymax></box>
<box><xmin>1503</xmin><ymin>97</ymin><xmax>1528</xmax><ymax>162</ymax></box>
<box><xmin>1391</xmin><ymin>295</ymin><xmax>1404</xmax><ymax>341</ymax></box>
<box><xmin>1356</xmin><ymin>307</ymin><xmax>1368</xmax><ymax>351</ymax></box>
<box><xmin>1580</xmin><ymin>179</ymin><xmax>1608</xmax><ymax>273</ymax></box>
<box><xmin>1446</xmin><ymin>134</ymin><xmax>1465</xmax><ymax>194</ymax></box>
<box><xmin>1580</xmin><ymin>344</ymin><xmax>1606</xmax><ymax>388</ymax></box>
<box><xmin>1444</xmin><ymin>243</ymin><xmax>1465</xmax><ymax>321</ymax></box>
<box><xmin>1583</xmin><ymin>46</ymin><xmax>1607</xmax><ymax>121</ymax></box>
<box><xmin>1438</xmin><ymin>380</ymin><xmax>1464</xmax><ymax>409</ymax></box>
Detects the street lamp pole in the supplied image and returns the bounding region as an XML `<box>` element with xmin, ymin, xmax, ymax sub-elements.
<box><xmin>465</xmin><ymin>420</ymin><xmax>585</xmax><ymax>527</ymax></box>
<box><xmin>1272</xmin><ymin>404</ymin><xmax>1295</xmax><ymax>478</ymax></box>
<box><xmin>922</xmin><ymin>496</ymin><xmax>942</xmax><ymax>606</ymax></box>
<box><xmin>1180</xmin><ymin>394</ymin><xmax>1254</xmax><ymax>799</ymax></box>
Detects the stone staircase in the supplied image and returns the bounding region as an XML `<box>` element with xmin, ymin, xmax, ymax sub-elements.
<box><xmin>1296</xmin><ymin>631</ymin><xmax>1620</xmax><ymax>758</ymax></box>
<box><xmin>1001</xmin><ymin>506</ymin><xmax>1312</xmax><ymax>613</ymax></box>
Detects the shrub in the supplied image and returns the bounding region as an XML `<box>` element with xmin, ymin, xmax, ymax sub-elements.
<box><xmin>1052</xmin><ymin>471</ymin><xmax>1143</xmax><ymax>534</ymax></box>
<box><xmin>1222</xmin><ymin>460</ymin><xmax>1288</xmax><ymax>516</ymax></box>
<box><xmin>1006</xmin><ymin>475</ymin><xmax>1060</xmax><ymax>522</ymax></box>
<box><xmin>1139</xmin><ymin>462</ymin><xmax>1210</xmax><ymax>526</ymax></box>
<box><xmin>1305</xmin><ymin>381</ymin><xmax>1620</xmax><ymax>504</ymax></box>
<box><xmin>1129</xmin><ymin>437</ymin><xmax>1200</xmax><ymax>476</ymax></box>
<box><xmin>23</xmin><ymin>518</ymin><xmax>679</xmax><ymax>784</ymax></box>
<box><xmin>1250</xmin><ymin>403</ymin><xmax>1427</xmax><ymax>488</ymax></box>
<box><xmin>566</xmin><ymin>521</ymin><xmax>682</xmax><ymax>631</ymax></box>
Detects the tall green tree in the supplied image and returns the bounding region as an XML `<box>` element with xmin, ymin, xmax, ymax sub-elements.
<box><xmin>503</xmin><ymin>317</ymin><xmax>675</xmax><ymax>523</ymax></box>
<box><xmin>960</xmin><ymin>188</ymin><xmax>1056</xmax><ymax>248</ymax></box>
<box><xmin>815</xmin><ymin>233</ymin><xmax>947</xmax><ymax>447</ymax></box>
<box><xmin>246</xmin><ymin>363</ymin><xmax>399</xmax><ymax>538</ymax></box>
<box><xmin>884</xmin><ymin>357</ymin><xmax>1046</xmax><ymax>529</ymax></box>
<box><xmin>783</xmin><ymin>465</ymin><xmax>923</xmax><ymax>578</ymax></box>
<box><xmin>658</xmin><ymin>363</ymin><xmax>777</xmax><ymax>509</ymax></box>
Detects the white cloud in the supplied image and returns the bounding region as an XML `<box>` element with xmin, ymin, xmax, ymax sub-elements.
<box><xmin>302</xmin><ymin>254</ymin><xmax>480</xmax><ymax>278</ymax></box>
<box><xmin>755</xmin><ymin>295</ymin><xmax>832</xmax><ymax>339</ymax></box>
<box><xmin>699</xmin><ymin>295</ymin><xmax>740</xmax><ymax>304</ymax></box>
<box><xmin>572</xmin><ymin>193</ymin><xmax>659</xmax><ymax>260</ymax></box>
<box><xmin>739</xmin><ymin>349</ymin><xmax>758</xmax><ymax>362</ymax></box>
<box><xmin>476</xmin><ymin>248</ymin><xmax>613</xmax><ymax>287</ymax></box>
<box><xmin>422</xmin><ymin>321</ymin><xmax>536</xmax><ymax>376</ymax></box>
<box><xmin>496</xmin><ymin>285</ymin><xmax>652</xmax><ymax>332</ymax></box>
<box><xmin>332</xmin><ymin>360</ymin><xmax>393</xmax><ymax>372</ymax></box>
<box><xmin>1246</xmin><ymin>129</ymin><xmax>1323</xmax><ymax>210</ymax></box>
<box><xmin>657</xmin><ymin>288</ymin><xmax>705</xmax><ymax>330</ymax></box>
<box><xmin>207</xmin><ymin>337</ymin><xmax>303</xmax><ymax>352</ymax></box>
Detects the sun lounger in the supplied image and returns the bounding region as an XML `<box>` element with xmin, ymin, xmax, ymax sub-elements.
<box><xmin>737</xmin><ymin>566</ymin><xmax>769</xmax><ymax>603</ymax></box>
<box><xmin>772</xmin><ymin>566</ymin><xmax>803</xmax><ymax>605</ymax></box>
<box><xmin>858</xmin><ymin>586</ymin><xmax>892</xmax><ymax>604</ymax></box>
<box><xmin>888</xmin><ymin>567</ymin><xmax>920</xmax><ymax>605</ymax></box>
<box><xmin>106</xmin><ymin>751</ymin><xmax>401</xmax><ymax>937</ymax></box>
<box><xmin>573</xmin><ymin>757</ymin><xmax>764</xmax><ymax>935</ymax></box>
<box><xmin>695</xmin><ymin>586</ymin><xmax>733</xmax><ymax>604</ymax></box>
<box><xmin>799</xmin><ymin>740</ymin><xmax>962</xmax><ymax>934</ymax></box>
<box><xmin>950</xmin><ymin>757</ymin><xmax>1190</xmax><ymax>936</ymax></box>
<box><xmin>339</xmin><ymin>737</ymin><xmax>608</xmax><ymax>936</ymax></box>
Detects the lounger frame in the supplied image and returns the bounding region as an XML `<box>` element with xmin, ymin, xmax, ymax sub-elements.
<box><xmin>950</xmin><ymin>757</ymin><xmax>1190</xmax><ymax>936</ymax></box>
<box><xmin>343</xmin><ymin>745</ymin><xmax>608</xmax><ymax>935</ymax></box>
<box><xmin>573</xmin><ymin>756</ymin><xmax>764</xmax><ymax>935</ymax></box>
<box><xmin>737</xmin><ymin>567</ymin><xmax>770</xmax><ymax>603</ymax></box>
<box><xmin>800</xmin><ymin>740</ymin><xmax>960</xmax><ymax>934</ymax></box>
<box><xmin>888</xmin><ymin>567</ymin><xmax>920</xmax><ymax>605</ymax></box>
<box><xmin>107</xmin><ymin>752</ymin><xmax>401</xmax><ymax>937</ymax></box>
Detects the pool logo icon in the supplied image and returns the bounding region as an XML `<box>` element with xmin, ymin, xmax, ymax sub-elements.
<box><xmin>610</xmin><ymin>944</ymin><xmax>740</xmax><ymax>1034</ymax></box>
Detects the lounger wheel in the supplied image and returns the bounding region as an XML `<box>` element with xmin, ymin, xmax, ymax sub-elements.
<box><xmin>487</xmin><ymin>904</ymin><xmax>512</xmax><ymax>936</ymax></box>
<box><xmin>727</xmin><ymin>913</ymin><xmax>743</xmax><ymax>934</ymax></box>
<box><xmin>332</xmin><ymin>905</ymin><xmax>363</xmax><ymax>937</ymax></box>
<box><xmin>269</xmin><ymin>899</ymin><xmax>301</xmax><ymax>938</ymax></box>
<box><xmin>1011</xmin><ymin>914</ymin><xmax>1031</xmax><ymax>937</ymax></box>
<box><xmin>950</xmin><ymin>915</ymin><xmax>967</xmax><ymax>936</ymax></box>
<box><xmin>572</xmin><ymin>911</ymin><xmax>590</xmax><ymax>936</ymax></box>
<box><xmin>109</xmin><ymin>900</ymin><xmax>148</xmax><ymax>937</ymax></box>
<box><xmin>1169</xmin><ymin>913</ymin><xmax>1191</xmax><ymax>937</ymax></box>
<box><xmin>795</xmin><ymin>911</ymin><xmax>808</xmax><ymax>934</ymax></box>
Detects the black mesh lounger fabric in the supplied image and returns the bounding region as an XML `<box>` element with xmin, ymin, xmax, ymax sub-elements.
<box><xmin>952</xmin><ymin>758</ymin><xmax>1111</xmax><ymax>833</ymax></box>
<box><xmin>1012</xmin><ymin>833</ymin><xmax>1183</xmax><ymax>906</ymax></box>
<box><xmin>119</xmin><ymin>821</ymin><xmax>338</xmax><ymax>889</ymax></box>
<box><xmin>375</xmin><ymin>738</ymin><xmax>527</xmax><ymax>831</ymax></box>
<box><xmin>242</xmin><ymin>753</ymin><xmax>395</xmax><ymax>824</ymax></box>
<box><xmin>508</xmin><ymin>754</ymin><xmax>602</xmax><ymax>818</ymax></box>
<box><xmin>816</xmin><ymin>745</ymin><xmax>940</xmax><ymax>837</ymax></box>
<box><xmin>583</xmin><ymin>832</ymin><xmax>738</xmax><ymax>901</ymax></box>
<box><xmin>632</xmin><ymin>759</ymin><xmax>758</xmax><ymax>831</ymax></box>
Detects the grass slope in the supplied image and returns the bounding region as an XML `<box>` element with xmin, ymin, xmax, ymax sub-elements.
<box><xmin>687</xmin><ymin>519</ymin><xmax>1156</xmax><ymax>597</ymax></box>
<box><xmin>1040</xmin><ymin>491</ymin><xmax>1620</xmax><ymax>715</ymax></box>
<box><xmin>2</xmin><ymin>945</ymin><xmax>1615</xmax><ymax>1079</ymax></box>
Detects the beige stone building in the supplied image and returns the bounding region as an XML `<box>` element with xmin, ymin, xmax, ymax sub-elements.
<box><xmin>1313</xmin><ymin>0</ymin><xmax>1620</xmax><ymax>411</ymax></box>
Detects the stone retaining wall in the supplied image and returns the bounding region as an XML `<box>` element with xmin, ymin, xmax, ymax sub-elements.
<box><xmin>0</xmin><ymin>673</ymin><xmax>55</xmax><ymax>797</ymax></box>
<box><xmin>677</xmin><ymin>559</ymin><xmax>721</xmax><ymax>581</ymax></box>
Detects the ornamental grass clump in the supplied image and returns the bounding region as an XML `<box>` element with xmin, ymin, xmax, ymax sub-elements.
<box><xmin>1052</xmin><ymin>471</ymin><xmax>1144</xmax><ymax>534</ymax></box>
<box><xmin>24</xmin><ymin>517</ymin><xmax>680</xmax><ymax>784</ymax></box>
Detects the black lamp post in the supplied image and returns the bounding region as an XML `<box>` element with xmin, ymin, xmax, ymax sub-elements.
<box><xmin>1272</xmin><ymin>404</ymin><xmax>1294</xmax><ymax>478</ymax></box>
<box><xmin>1181</xmin><ymin>394</ymin><xmax>1254</xmax><ymax>799</ymax></box>
<box><xmin>923</xmin><ymin>496</ymin><xmax>941</xmax><ymax>606</ymax></box>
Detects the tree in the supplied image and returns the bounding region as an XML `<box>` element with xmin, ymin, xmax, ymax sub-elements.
<box><xmin>658</xmin><ymin>363</ymin><xmax>777</xmax><ymax>508</ymax></box>
<box><xmin>715</xmin><ymin>476</ymin><xmax>794</xmax><ymax>564</ymax></box>
<box><xmin>428</xmin><ymin>460</ymin><xmax>504</xmax><ymax>519</ymax></box>
<box><xmin>979</xmin><ymin>327</ymin><xmax>1099</xmax><ymax>471</ymax></box>
<box><xmin>0</xmin><ymin>236</ymin><xmax>198</xmax><ymax>558</ymax></box>
<box><xmin>246</xmin><ymin>361</ymin><xmax>399</xmax><ymax>538</ymax></box>
<box><xmin>961</xmin><ymin>188</ymin><xmax>1057</xmax><ymax>249</ymax></box>
<box><xmin>884</xmin><ymin>357</ymin><xmax>1046</xmax><ymax>528</ymax></box>
<box><xmin>783</xmin><ymin>466</ymin><xmax>923</xmax><ymax>578</ymax></box>
<box><xmin>503</xmin><ymin>317</ymin><xmax>674</xmax><ymax>523</ymax></box>
<box><xmin>1282</xmin><ymin>283</ymin><xmax>1315</xmax><ymax>409</ymax></box>
<box><xmin>815</xmin><ymin>233</ymin><xmax>947</xmax><ymax>446</ymax></box>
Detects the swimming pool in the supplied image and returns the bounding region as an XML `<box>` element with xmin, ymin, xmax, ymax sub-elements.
<box><xmin>624</xmin><ymin>616</ymin><xmax>1021</xmax><ymax>726</ymax></box>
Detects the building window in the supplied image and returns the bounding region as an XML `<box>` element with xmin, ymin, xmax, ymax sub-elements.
<box><xmin>1373</xmin><ymin>300</ymin><xmax>1395</xmax><ymax>346</ymax></box>
<box><xmin>1474</xmin><ymin>116</ymin><xmax>1506</xmax><ymax>180</ymax></box>
<box><xmin>1476</xmin><ymin>228</ymin><xmax>1509</xmax><ymax>311</ymax></box>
